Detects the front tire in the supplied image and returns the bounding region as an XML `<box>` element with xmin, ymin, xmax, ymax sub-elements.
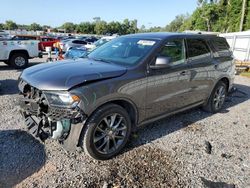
<box><xmin>203</xmin><ymin>81</ymin><xmax>227</xmax><ymax>113</ymax></box>
<box><xmin>81</xmin><ymin>104</ymin><xmax>131</xmax><ymax>160</ymax></box>
<box><xmin>10</xmin><ymin>53</ymin><xmax>28</xmax><ymax>69</ymax></box>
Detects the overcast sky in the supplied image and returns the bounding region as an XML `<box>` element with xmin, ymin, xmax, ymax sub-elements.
<box><xmin>0</xmin><ymin>0</ymin><xmax>198</xmax><ymax>28</ymax></box>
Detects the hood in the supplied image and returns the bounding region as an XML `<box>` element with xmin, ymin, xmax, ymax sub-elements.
<box><xmin>21</xmin><ymin>58</ymin><xmax>127</xmax><ymax>91</ymax></box>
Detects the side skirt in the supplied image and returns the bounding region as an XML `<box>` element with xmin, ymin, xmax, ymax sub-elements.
<box><xmin>137</xmin><ymin>101</ymin><xmax>204</xmax><ymax>127</ymax></box>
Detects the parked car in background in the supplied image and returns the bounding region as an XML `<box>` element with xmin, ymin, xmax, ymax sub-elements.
<box><xmin>39</xmin><ymin>36</ymin><xmax>59</xmax><ymax>51</ymax></box>
<box><xmin>85</xmin><ymin>36</ymin><xmax>117</xmax><ymax>51</ymax></box>
<box><xmin>0</xmin><ymin>30</ymin><xmax>11</xmax><ymax>40</ymax></box>
<box><xmin>0</xmin><ymin>39</ymin><xmax>41</xmax><ymax>68</ymax></box>
<box><xmin>60</xmin><ymin>39</ymin><xmax>88</xmax><ymax>52</ymax></box>
<box><xmin>64</xmin><ymin>47</ymin><xmax>88</xmax><ymax>60</ymax></box>
<box><xmin>85</xmin><ymin>36</ymin><xmax>99</xmax><ymax>43</ymax></box>
<box><xmin>12</xmin><ymin>35</ymin><xmax>39</xmax><ymax>41</ymax></box>
<box><xmin>18</xmin><ymin>33</ymin><xmax>235</xmax><ymax>160</ymax></box>
<box><xmin>12</xmin><ymin>35</ymin><xmax>59</xmax><ymax>51</ymax></box>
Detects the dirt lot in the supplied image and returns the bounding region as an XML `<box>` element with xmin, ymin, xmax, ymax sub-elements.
<box><xmin>0</xmin><ymin>59</ymin><xmax>249</xmax><ymax>188</ymax></box>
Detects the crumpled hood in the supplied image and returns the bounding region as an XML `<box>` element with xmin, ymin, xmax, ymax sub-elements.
<box><xmin>20</xmin><ymin>58</ymin><xmax>127</xmax><ymax>91</ymax></box>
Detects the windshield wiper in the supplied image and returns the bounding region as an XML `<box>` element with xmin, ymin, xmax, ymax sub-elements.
<box><xmin>88</xmin><ymin>57</ymin><xmax>113</xmax><ymax>64</ymax></box>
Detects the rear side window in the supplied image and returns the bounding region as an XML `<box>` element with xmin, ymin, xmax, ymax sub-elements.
<box><xmin>187</xmin><ymin>39</ymin><xmax>211</xmax><ymax>59</ymax></box>
<box><xmin>209</xmin><ymin>37</ymin><xmax>231</xmax><ymax>57</ymax></box>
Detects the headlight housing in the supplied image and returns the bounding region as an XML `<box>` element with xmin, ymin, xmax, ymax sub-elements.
<box><xmin>44</xmin><ymin>92</ymin><xmax>80</xmax><ymax>108</ymax></box>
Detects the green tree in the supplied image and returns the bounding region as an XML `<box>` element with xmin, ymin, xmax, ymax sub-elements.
<box><xmin>244</xmin><ymin>0</ymin><xmax>250</xmax><ymax>30</ymax></box>
<box><xmin>0</xmin><ymin>23</ymin><xmax>4</xmax><ymax>30</ymax></box>
<box><xmin>107</xmin><ymin>21</ymin><xmax>122</xmax><ymax>34</ymax></box>
<box><xmin>61</xmin><ymin>22</ymin><xmax>76</xmax><ymax>33</ymax></box>
<box><xmin>76</xmin><ymin>22</ymin><xmax>95</xmax><ymax>34</ymax></box>
<box><xmin>29</xmin><ymin>23</ymin><xmax>42</xmax><ymax>31</ymax></box>
<box><xmin>139</xmin><ymin>25</ymin><xmax>146</xmax><ymax>33</ymax></box>
<box><xmin>129</xmin><ymin>19</ymin><xmax>138</xmax><ymax>33</ymax></box>
<box><xmin>165</xmin><ymin>14</ymin><xmax>190</xmax><ymax>32</ymax></box>
<box><xmin>4</xmin><ymin>20</ymin><xmax>18</xmax><ymax>30</ymax></box>
<box><xmin>94</xmin><ymin>21</ymin><xmax>108</xmax><ymax>34</ymax></box>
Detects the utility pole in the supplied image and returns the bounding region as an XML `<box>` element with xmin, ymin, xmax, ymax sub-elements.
<box><xmin>240</xmin><ymin>0</ymin><xmax>247</xmax><ymax>31</ymax></box>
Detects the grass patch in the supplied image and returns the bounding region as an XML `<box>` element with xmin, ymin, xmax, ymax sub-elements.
<box><xmin>240</xmin><ymin>72</ymin><xmax>250</xmax><ymax>78</ymax></box>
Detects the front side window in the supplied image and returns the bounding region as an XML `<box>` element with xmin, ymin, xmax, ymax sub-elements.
<box><xmin>158</xmin><ymin>39</ymin><xmax>185</xmax><ymax>66</ymax></box>
<box><xmin>88</xmin><ymin>37</ymin><xmax>158</xmax><ymax>66</ymax></box>
<box><xmin>187</xmin><ymin>39</ymin><xmax>211</xmax><ymax>59</ymax></box>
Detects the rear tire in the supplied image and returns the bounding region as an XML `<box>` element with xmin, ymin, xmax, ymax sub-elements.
<box><xmin>203</xmin><ymin>81</ymin><xmax>227</xmax><ymax>113</ymax></box>
<box><xmin>10</xmin><ymin>53</ymin><xmax>28</xmax><ymax>69</ymax></box>
<box><xmin>80</xmin><ymin>104</ymin><xmax>131</xmax><ymax>160</ymax></box>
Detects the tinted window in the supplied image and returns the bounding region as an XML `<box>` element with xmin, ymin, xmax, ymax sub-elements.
<box><xmin>187</xmin><ymin>39</ymin><xmax>210</xmax><ymax>58</ymax></box>
<box><xmin>210</xmin><ymin>37</ymin><xmax>231</xmax><ymax>57</ymax></box>
<box><xmin>159</xmin><ymin>39</ymin><xmax>185</xmax><ymax>66</ymax></box>
<box><xmin>72</xmin><ymin>40</ymin><xmax>87</xmax><ymax>44</ymax></box>
<box><xmin>41</xmin><ymin>38</ymin><xmax>49</xmax><ymax>42</ymax></box>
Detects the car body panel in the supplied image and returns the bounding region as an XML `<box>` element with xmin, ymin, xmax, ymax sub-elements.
<box><xmin>21</xmin><ymin>59</ymin><xmax>127</xmax><ymax>91</ymax></box>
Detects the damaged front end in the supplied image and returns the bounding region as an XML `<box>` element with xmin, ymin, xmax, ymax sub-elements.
<box><xmin>18</xmin><ymin>79</ymin><xmax>87</xmax><ymax>147</ymax></box>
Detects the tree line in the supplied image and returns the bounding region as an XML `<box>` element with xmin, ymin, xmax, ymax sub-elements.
<box><xmin>148</xmin><ymin>0</ymin><xmax>250</xmax><ymax>33</ymax></box>
<box><xmin>0</xmin><ymin>18</ymin><xmax>138</xmax><ymax>35</ymax></box>
<box><xmin>1</xmin><ymin>0</ymin><xmax>249</xmax><ymax>34</ymax></box>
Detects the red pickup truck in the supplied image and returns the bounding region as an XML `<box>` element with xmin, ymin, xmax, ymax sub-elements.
<box><xmin>39</xmin><ymin>36</ymin><xmax>59</xmax><ymax>51</ymax></box>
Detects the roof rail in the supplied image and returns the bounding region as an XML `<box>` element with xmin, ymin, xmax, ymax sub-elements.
<box><xmin>183</xmin><ymin>30</ymin><xmax>219</xmax><ymax>35</ymax></box>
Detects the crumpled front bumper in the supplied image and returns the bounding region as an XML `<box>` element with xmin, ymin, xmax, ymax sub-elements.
<box><xmin>19</xmin><ymin>94</ymin><xmax>86</xmax><ymax>142</ymax></box>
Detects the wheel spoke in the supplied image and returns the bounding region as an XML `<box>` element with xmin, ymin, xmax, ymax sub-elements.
<box><xmin>110</xmin><ymin>114</ymin><xmax>117</xmax><ymax>127</ymax></box>
<box><xmin>96</xmin><ymin>125</ymin><xmax>106</xmax><ymax>133</ymax></box>
<box><xmin>97</xmin><ymin>138</ymin><xmax>108</xmax><ymax>150</ymax></box>
<box><xmin>112</xmin><ymin>137</ymin><xmax>117</xmax><ymax>149</ymax></box>
<box><xmin>103</xmin><ymin>117</ymin><xmax>110</xmax><ymax>127</ymax></box>
<box><xmin>94</xmin><ymin>134</ymin><xmax>106</xmax><ymax>143</ymax></box>
<box><xmin>104</xmin><ymin>138</ymin><xmax>110</xmax><ymax>153</ymax></box>
<box><xmin>116</xmin><ymin>125</ymin><xmax>127</xmax><ymax>131</ymax></box>
<box><xmin>114</xmin><ymin>135</ymin><xmax>125</xmax><ymax>140</ymax></box>
<box><xmin>113</xmin><ymin>117</ymin><xmax>123</xmax><ymax>129</ymax></box>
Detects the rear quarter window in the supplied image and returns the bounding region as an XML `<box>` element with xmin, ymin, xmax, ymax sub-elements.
<box><xmin>209</xmin><ymin>37</ymin><xmax>231</xmax><ymax>57</ymax></box>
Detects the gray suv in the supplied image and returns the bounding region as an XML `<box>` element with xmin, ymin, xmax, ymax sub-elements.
<box><xmin>18</xmin><ymin>33</ymin><xmax>235</xmax><ymax>160</ymax></box>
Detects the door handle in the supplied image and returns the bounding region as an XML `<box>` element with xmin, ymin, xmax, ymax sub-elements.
<box><xmin>180</xmin><ymin>71</ymin><xmax>187</xmax><ymax>76</ymax></box>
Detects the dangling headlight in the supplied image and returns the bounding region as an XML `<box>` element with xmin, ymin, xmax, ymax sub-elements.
<box><xmin>44</xmin><ymin>91</ymin><xmax>80</xmax><ymax>108</ymax></box>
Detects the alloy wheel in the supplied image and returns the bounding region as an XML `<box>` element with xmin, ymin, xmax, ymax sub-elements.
<box><xmin>213</xmin><ymin>85</ymin><xmax>226</xmax><ymax>110</ymax></box>
<box><xmin>93</xmin><ymin>113</ymin><xmax>127</xmax><ymax>154</ymax></box>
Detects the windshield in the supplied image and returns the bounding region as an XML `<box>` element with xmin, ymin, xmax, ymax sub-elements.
<box><xmin>64</xmin><ymin>48</ymin><xmax>87</xmax><ymax>59</ymax></box>
<box><xmin>88</xmin><ymin>37</ymin><xmax>157</xmax><ymax>66</ymax></box>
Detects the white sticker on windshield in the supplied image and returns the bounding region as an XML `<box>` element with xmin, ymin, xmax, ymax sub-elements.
<box><xmin>137</xmin><ymin>40</ymin><xmax>155</xmax><ymax>46</ymax></box>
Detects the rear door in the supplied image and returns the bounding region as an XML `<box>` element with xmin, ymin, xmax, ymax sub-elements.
<box><xmin>186</xmin><ymin>38</ymin><xmax>214</xmax><ymax>103</ymax></box>
<box><xmin>146</xmin><ymin>38</ymin><xmax>193</xmax><ymax>119</ymax></box>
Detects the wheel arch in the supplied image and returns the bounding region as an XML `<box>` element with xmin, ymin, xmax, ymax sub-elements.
<box><xmin>87</xmin><ymin>98</ymin><xmax>139</xmax><ymax>131</ymax></box>
<box><xmin>219</xmin><ymin>77</ymin><xmax>230</xmax><ymax>92</ymax></box>
<box><xmin>9</xmin><ymin>50</ymin><xmax>30</xmax><ymax>59</ymax></box>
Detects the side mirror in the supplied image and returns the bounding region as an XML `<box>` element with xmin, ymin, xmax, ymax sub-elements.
<box><xmin>149</xmin><ymin>56</ymin><xmax>171</xmax><ymax>69</ymax></box>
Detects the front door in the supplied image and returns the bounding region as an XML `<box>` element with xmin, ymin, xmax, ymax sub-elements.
<box><xmin>145</xmin><ymin>38</ymin><xmax>193</xmax><ymax>120</ymax></box>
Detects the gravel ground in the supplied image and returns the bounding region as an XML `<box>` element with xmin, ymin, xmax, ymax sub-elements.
<box><xmin>0</xmin><ymin>59</ymin><xmax>249</xmax><ymax>188</ymax></box>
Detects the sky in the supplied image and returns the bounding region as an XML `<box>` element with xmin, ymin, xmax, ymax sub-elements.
<box><xmin>0</xmin><ymin>0</ymin><xmax>198</xmax><ymax>28</ymax></box>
